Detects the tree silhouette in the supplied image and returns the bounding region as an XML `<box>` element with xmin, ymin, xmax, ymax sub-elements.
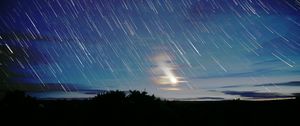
<box><xmin>93</xmin><ymin>90</ymin><xmax>126</xmax><ymax>102</ymax></box>
<box><xmin>92</xmin><ymin>90</ymin><xmax>159</xmax><ymax>103</ymax></box>
<box><xmin>127</xmin><ymin>90</ymin><xmax>159</xmax><ymax>103</ymax></box>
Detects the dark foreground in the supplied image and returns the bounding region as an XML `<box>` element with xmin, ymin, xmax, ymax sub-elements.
<box><xmin>0</xmin><ymin>91</ymin><xmax>299</xmax><ymax>125</ymax></box>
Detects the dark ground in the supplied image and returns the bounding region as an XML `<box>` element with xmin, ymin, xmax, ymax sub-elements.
<box><xmin>0</xmin><ymin>90</ymin><xmax>299</xmax><ymax>125</ymax></box>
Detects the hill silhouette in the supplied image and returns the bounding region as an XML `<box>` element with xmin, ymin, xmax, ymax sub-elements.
<box><xmin>0</xmin><ymin>90</ymin><xmax>299</xmax><ymax>125</ymax></box>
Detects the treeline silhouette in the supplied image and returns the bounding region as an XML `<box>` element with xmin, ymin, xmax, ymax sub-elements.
<box><xmin>93</xmin><ymin>90</ymin><xmax>160</xmax><ymax>103</ymax></box>
<box><xmin>0</xmin><ymin>90</ymin><xmax>299</xmax><ymax>125</ymax></box>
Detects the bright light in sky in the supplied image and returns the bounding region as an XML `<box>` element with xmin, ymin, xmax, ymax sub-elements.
<box><xmin>169</xmin><ymin>76</ymin><xmax>178</xmax><ymax>84</ymax></box>
<box><xmin>151</xmin><ymin>53</ymin><xmax>183</xmax><ymax>86</ymax></box>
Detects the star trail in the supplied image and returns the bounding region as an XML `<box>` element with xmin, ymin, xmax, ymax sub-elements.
<box><xmin>0</xmin><ymin>0</ymin><xmax>300</xmax><ymax>100</ymax></box>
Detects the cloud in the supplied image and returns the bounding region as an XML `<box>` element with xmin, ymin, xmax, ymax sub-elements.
<box><xmin>218</xmin><ymin>85</ymin><xmax>246</xmax><ymax>89</ymax></box>
<box><xmin>222</xmin><ymin>90</ymin><xmax>293</xmax><ymax>99</ymax></box>
<box><xmin>255</xmin><ymin>81</ymin><xmax>300</xmax><ymax>87</ymax></box>
<box><xmin>169</xmin><ymin>97</ymin><xmax>225</xmax><ymax>101</ymax></box>
<box><xmin>0</xmin><ymin>30</ymin><xmax>76</xmax><ymax>83</ymax></box>
<box><xmin>218</xmin><ymin>81</ymin><xmax>300</xmax><ymax>89</ymax></box>
<box><xmin>1</xmin><ymin>44</ymin><xmax>55</xmax><ymax>83</ymax></box>
<box><xmin>0</xmin><ymin>45</ymin><xmax>52</xmax><ymax>64</ymax></box>
<box><xmin>0</xmin><ymin>44</ymin><xmax>57</xmax><ymax>83</ymax></box>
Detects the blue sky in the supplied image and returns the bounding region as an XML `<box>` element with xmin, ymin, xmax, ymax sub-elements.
<box><xmin>1</xmin><ymin>0</ymin><xmax>300</xmax><ymax>100</ymax></box>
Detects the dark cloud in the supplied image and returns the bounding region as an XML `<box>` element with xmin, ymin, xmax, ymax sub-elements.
<box><xmin>0</xmin><ymin>45</ymin><xmax>53</xmax><ymax>83</ymax></box>
<box><xmin>196</xmin><ymin>97</ymin><xmax>225</xmax><ymax>100</ymax></box>
<box><xmin>171</xmin><ymin>97</ymin><xmax>225</xmax><ymax>101</ymax></box>
<box><xmin>218</xmin><ymin>81</ymin><xmax>300</xmax><ymax>89</ymax></box>
<box><xmin>255</xmin><ymin>81</ymin><xmax>300</xmax><ymax>87</ymax></box>
<box><xmin>0</xmin><ymin>45</ymin><xmax>52</xmax><ymax>65</ymax></box>
<box><xmin>189</xmin><ymin>97</ymin><xmax>225</xmax><ymax>100</ymax></box>
<box><xmin>219</xmin><ymin>85</ymin><xmax>246</xmax><ymax>89</ymax></box>
<box><xmin>0</xmin><ymin>31</ymin><xmax>71</xmax><ymax>83</ymax></box>
<box><xmin>222</xmin><ymin>90</ymin><xmax>293</xmax><ymax>99</ymax></box>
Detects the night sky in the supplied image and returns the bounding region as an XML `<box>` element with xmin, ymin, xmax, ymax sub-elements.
<box><xmin>1</xmin><ymin>0</ymin><xmax>300</xmax><ymax>100</ymax></box>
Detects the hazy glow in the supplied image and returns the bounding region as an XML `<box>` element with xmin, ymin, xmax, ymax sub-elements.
<box><xmin>160</xmin><ymin>87</ymin><xmax>181</xmax><ymax>91</ymax></box>
<box><xmin>169</xmin><ymin>76</ymin><xmax>178</xmax><ymax>84</ymax></box>
<box><xmin>151</xmin><ymin>53</ymin><xmax>183</xmax><ymax>87</ymax></box>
